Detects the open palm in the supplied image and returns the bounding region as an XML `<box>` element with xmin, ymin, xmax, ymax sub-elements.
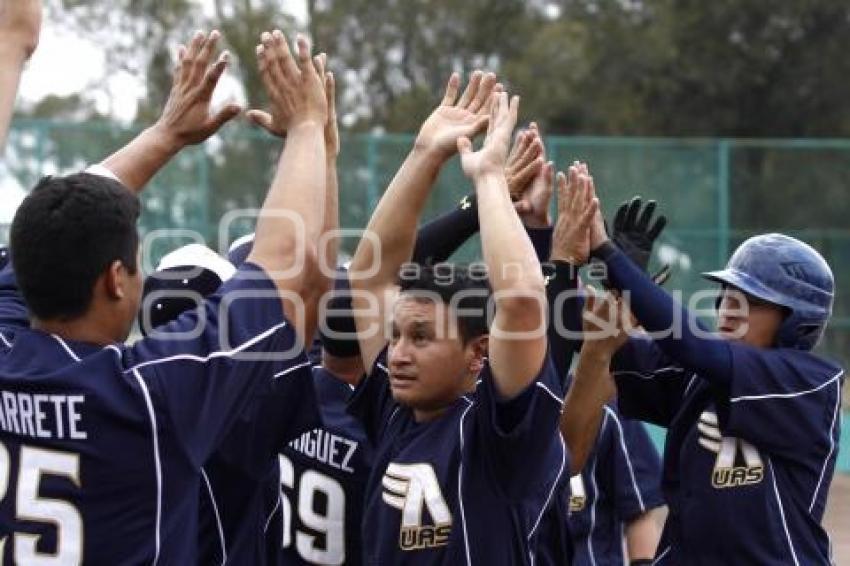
<box><xmin>458</xmin><ymin>92</ymin><xmax>519</xmax><ymax>180</ymax></box>
<box><xmin>416</xmin><ymin>71</ymin><xmax>499</xmax><ymax>160</ymax></box>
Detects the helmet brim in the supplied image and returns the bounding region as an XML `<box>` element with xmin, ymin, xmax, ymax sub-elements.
<box><xmin>702</xmin><ymin>268</ymin><xmax>790</xmax><ymax>309</ymax></box>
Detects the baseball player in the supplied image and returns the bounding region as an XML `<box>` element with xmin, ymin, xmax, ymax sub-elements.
<box><xmin>567</xmin><ymin>404</ymin><xmax>664</xmax><ymax>566</ymax></box>
<box><xmin>582</xmin><ymin>172</ymin><xmax>844</xmax><ymax>564</ymax></box>
<box><xmin>345</xmin><ymin>71</ymin><xmax>618</xmax><ymax>564</ymax></box>
<box><xmin>139</xmin><ymin>243</ymin><xmax>321</xmax><ymax>566</ymax></box>
<box><xmin>0</xmin><ymin>28</ymin><xmax>328</xmax><ymax>563</ymax></box>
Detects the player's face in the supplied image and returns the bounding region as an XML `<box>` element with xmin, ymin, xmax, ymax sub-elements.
<box><xmin>389</xmin><ymin>296</ymin><xmax>482</xmax><ymax>420</ymax></box>
<box><xmin>716</xmin><ymin>287</ymin><xmax>785</xmax><ymax>348</ymax></box>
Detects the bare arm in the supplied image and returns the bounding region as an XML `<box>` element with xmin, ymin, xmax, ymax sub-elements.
<box><xmin>0</xmin><ymin>0</ymin><xmax>41</xmax><ymax>150</ymax></box>
<box><xmin>349</xmin><ymin>71</ymin><xmax>496</xmax><ymax>372</ymax></box>
<box><xmin>97</xmin><ymin>30</ymin><xmax>241</xmax><ymax>193</ymax></box>
<box><xmin>625</xmin><ymin>508</ymin><xmax>663</xmax><ymax>561</ymax></box>
<box><xmin>561</xmin><ymin>289</ymin><xmax>628</xmax><ymax>474</ymax></box>
<box><xmin>458</xmin><ymin>92</ymin><xmax>547</xmax><ymax>400</ymax></box>
<box><xmin>245</xmin><ymin>31</ymin><xmax>328</xmax><ymax>344</ymax></box>
<box><xmin>321</xmin><ymin>69</ymin><xmax>340</xmax><ymax>278</ymax></box>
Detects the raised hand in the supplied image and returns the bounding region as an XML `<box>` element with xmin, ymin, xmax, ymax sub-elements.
<box><xmin>457</xmin><ymin>91</ymin><xmax>518</xmax><ymax>180</ymax></box>
<box><xmin>506</xmin><ymin>125</ymin><xmax>544</xmax><ymax>202</ymax></box>
<box><xmin>582</xmin><ymin>287</ymin><xmax>630</xmax><ymax>355</ymax></box>
<box><xmin>585</xmin><ymin>170</ymin><xmax>610</xmax><ymax>251</ymax></box>
<box><xmin>0</xmin><ymin>0</ymin><xmax>42</xmax><ymax>59</ymax></box>
<box><xmin>551</xmin><ymin>163</ymin><xmax>599</xmax><ymax>265</ymax></box>
<box><xmin>416</xmin><ymin>71</ymin><xmax>499</xmax><ymax>161</ymax></box>
<box><xmin>611</xmin><ymin>196</ymin><xmax>667</xmax><ymax>272</ymax></box>
<box><xmin>511</xmin><ymin>123</ymin><xmax>553</xmax><ymax>228</ymax></box>
<box><xmin>153</xmin><ymin>30</ymin><xmax>241</xmax><ymax>147</ymax></box>
<box><xmin>248</xmin><ymin>30</ymin><xmax>327</xmax><ymax>136</ymax></box>
<box><xmin>323</xmin><ymin>66</ymin><xmax>340</xmax><ymax>158</ymax></box>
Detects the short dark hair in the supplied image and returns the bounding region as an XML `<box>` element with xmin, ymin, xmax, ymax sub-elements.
<box><xmin>11</xmin><ymin>173</ymin><xmax>141</xmax><ymax>321</ymax></box>
<box><xmin>397</xmin><ymin>262</ymin><xmax>491</xmax><ymax>343</ymax></box>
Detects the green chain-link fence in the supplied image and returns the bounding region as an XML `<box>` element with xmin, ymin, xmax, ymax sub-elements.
<box><xmin>3</xmin><ymin>119</ymin><xmax>849</xmax><ymax>373</ymax></box>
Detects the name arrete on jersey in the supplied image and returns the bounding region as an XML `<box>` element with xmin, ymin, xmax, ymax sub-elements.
<box><xmin>0</xmin><ymin>391</ymin><xmax>86</xmax><ymax>440</ymax></box>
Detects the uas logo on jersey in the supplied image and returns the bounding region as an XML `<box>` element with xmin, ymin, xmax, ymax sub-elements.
<box><xmin>568</xmin><ymin>474</ymin><xmax>587</xmax><ymax>512</ymax></box>
<box><xmin>697</xmin><ymin>410</ymin><xmax>764</xmax><ymax>489</ymax></box>
<box><xmin>382</xmin><ymin>463</ymin><xmax>452</xmax><ymax>551</ymax></box>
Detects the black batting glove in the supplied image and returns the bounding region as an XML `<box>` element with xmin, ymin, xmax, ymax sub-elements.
<box><xmin>611</xmin><ymin>196</ymin><xmax>667</xmax><ymax>274</ymax></box>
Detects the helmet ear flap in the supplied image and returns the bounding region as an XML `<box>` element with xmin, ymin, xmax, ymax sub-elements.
<box><xmin>795</xmin><ymin>324</ymin><xmax>822</xmax><ymax>348</ymax></box>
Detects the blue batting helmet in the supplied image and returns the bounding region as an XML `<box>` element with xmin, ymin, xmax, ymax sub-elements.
<box><xmin>702</xmin><ymin>233</ymin><xmax>834</xmax><ymax>350</ymax></box>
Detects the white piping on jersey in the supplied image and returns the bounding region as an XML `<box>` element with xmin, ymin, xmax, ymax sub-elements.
<box><xmin>201</xmin><ymin>468</ymin><xmax>227</xmax><ymax>565</ymax></box>
<box><xmin>611</xmin><ymin>366</ymin><xmax>686</xmax><ymax>380</ymax></box>
<box><xmin>133</xmin><ymin>369</ymin><xmax>162</xmax><ymax>566</ymax></box>
<box><xmin>652</xmin><ymin>546</ymin><xmax>671</xmax><ymax>564</ymax></box>
<box><xmin>809</xmin><ymin>379</ymin><xmax>842</xmax><ymax>513</ymax></box>
<box><xmin>273</xmin><ymin>360</ymin><xmax>311</xmax><ymax>379</ymax></box>
<box><xmin>768</xmin><ymin>458</ymin><xmax>801</xmax><ymax>566</ymax></box>
<box><xmin>605</xmin><ymin>406</ymin><xmax>646</xmax><ymax>512</ymax></box>
<box><xmin>585</xmin><ymin>424</ymin><xmax>603</xmax><ymax>566</ymax></box>
<box><xmin>387</xmin><ymin>406</ymin><xmax>401</xmax><ymax>425</ymax></box>
<box><xmin>123</xmin><ymin>321</ymin><xmax>288</xmax><ymax>374</ymax></box>
<box><xmin>52</xmin><ymin>334</ymin><xmax>81</xmax><ymax>362</ymax></box>
<box><xmin>457</xmin><ymin>396</ymin><xmax>474</xmax><ymax>566</ymax></box>
<box><xmin>682</xmin><ymin>374</ymin><xmax>698</xmax><ymax>397</ymax></box>
<box><xmin>730</xmin><ymin>370</ymin><xmax>844</xmax><ymax>403</ymax></box>
<box><xmin>376</xmin><ymin>362</ymin><xmax>389</xmax><ymax>374</ymax></box>
<box><xmin>528</xmin><ymin>432</ymin><xmax>566</xmax><ymax>542</ymax></box>
<box><xmin>0</xmin><ymin>330</ymin><xmax>10</xmax><ymax>348</ymax></box>
<box><xmin>535</xmin><ymin>381</ymin><xmax>564</xmax><ymax>406</ymax></box>
<box><xmin>263</xmin><ymin>493</ymin><xmax>282</xmax><ymax>534</ymax></box>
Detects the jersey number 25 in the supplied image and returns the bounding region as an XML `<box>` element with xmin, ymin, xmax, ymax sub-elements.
<box><xmin>0</xmin><ymin>442</ymin><xmax>82</xmax><ymax>565</ymax></box>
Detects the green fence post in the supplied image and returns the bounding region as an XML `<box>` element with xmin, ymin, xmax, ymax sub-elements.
<box><xmin>717</xmin><ymin>139</ymin><xmax>731</xmax><ymax>264</ymax></box>
<box><xmin>367</xmin><ymin>134</ymin><xmax>379</xmax><ymax>210</ymax></box>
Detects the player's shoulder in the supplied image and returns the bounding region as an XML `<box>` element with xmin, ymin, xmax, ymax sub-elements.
<box><xmin>772</xmin><ymin>348</ymin><xmax>844</xmax><ymax>383</ymax></box>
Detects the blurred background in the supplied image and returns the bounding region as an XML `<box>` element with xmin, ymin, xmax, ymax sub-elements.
<box><xmin>2</xmin><ymin>0</ymin><xmax>849</xmax><ymax>548</ymax></box>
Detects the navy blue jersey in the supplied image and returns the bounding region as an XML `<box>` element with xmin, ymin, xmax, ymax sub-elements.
<box><xmin>0</xmin><ymin>258</ymin><xmax>27</xmax><ymax>331</ymax></box>
<box><xmin>614</xmin><ymin>335</ymin><xmax>844</xmax><ymax>565</ymax></box>
<box><xmin>568</xmin><ymin>404</ymin><xmax>664</xmax><ymax>566</ymax></box>
<box><xmin>349</xmin><ymin>348</ymin><xmax>568</xmax><ymax>565</ymax></box>
<box><xmin>198</xmin><ymin>353</ymin><xmax>320</xmax><ymax>565</ymax></box>
<box><xmin>0</xmin><ymin>262</ymin><xmax>308</xmax><ymax>564</ymax></box>
<box><xmin>267</xmin><ymin>366</ymin><xmax>373</xmax><ymax>565</ymax></box>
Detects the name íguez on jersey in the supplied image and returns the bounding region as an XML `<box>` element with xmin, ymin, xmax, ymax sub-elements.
<box><xmin>382</xmin><ymin>462</ymin><xmax>452</xmax><ymax>551</ymax></box>
<box><xmin>697</xmin><ymin>410</ymin><xmax>764</xmax><ymax>489</ymax></box>
<box><xmin>288</xmin><ymin>428</ymin><xmax>359</xmax><ymax>473</ymax></box>
<box><xmin>0</xmin><ymin>391</ymin><xmax>86</xmax><ymax>440</ymax></box>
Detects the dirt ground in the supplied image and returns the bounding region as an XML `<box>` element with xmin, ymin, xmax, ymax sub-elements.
<box><xmin>825</xmin><ymin>473</ymin><xmax>850</xmax><ymax>563</ymax></box>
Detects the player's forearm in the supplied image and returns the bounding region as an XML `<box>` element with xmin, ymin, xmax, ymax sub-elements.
<box><xmin>411</xmin><ymin>193</ymin><xmax>480</xmax><ymax>264</ymax></box>
<box><xmin>0</xmin><ymin>45</ymin><xmax>29</xmax><ymax>150</ymax></box>
<box><xmin>593</xmin><ymin>241</ymin><xmax>732</xmax><ymax>387</ymax></box>
<box><xmin>546</xmin><ymin>261</ymin><xmax>583</xmax><ymax>383</ymax></box>
<box><xmin>250</xmin><ymin>121</ymin><xmax>326</xmax><ymax>284</ymax></box>
<box><xmin>476</xmin><ymin>171</ymin><xmax>546</xmax><ymax>302</ymax></box>
<box><xmin>625</xmin><ymin>508</ymin><xmax>663</xmax><ymax>561</ymax></box>
<box><xmin>321</xmin><ymin>159</ymin><xmax>339</xmax><ymax>275</ymax></box>
<box><xmin>561</xmin><ymin>345</ymin><xmax>614</xmax><ymax>474</ymax></box>
<box><xmin>350</xmin><ymin>146</ymin><xmax>442</xmax><ymax>289</ymax></box>
<box><xmin>97</xmin><ymin>124</ymin><xmax>183</xmax><ymax>194</ymax></box>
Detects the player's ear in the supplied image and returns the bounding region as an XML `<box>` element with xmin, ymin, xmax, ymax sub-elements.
<box><xmin>104</xmin><ymin>260</ymin><xmax>126</xmax><ymax>300</ymax></box>
<box><xmin>467</xmin><ymin>334</ymin><xmax>488</xmax><ymax>374</ymax></box>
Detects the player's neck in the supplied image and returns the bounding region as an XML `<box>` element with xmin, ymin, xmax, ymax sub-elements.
<box><xmin>322</xmin><ymin>355</ymin><xmax>364</xmax><ymax>386</ymax></box>
<box><xmin>33</xmin><ymin>314</ymin><xmax>125</xmax><ymax>347</ymax></box>
<box><xmin>412</xmin><ymin>373</ymin><xmax>477</xmax><ymax>423</ymax></box>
